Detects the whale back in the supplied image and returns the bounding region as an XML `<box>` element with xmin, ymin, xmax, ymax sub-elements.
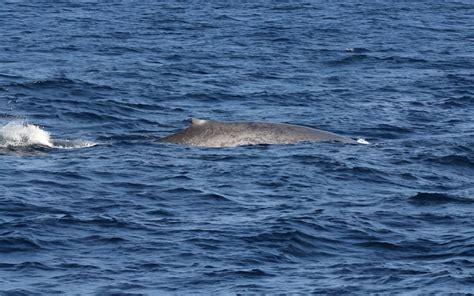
<box><xmin>160</xmin><ymin>118</ymin><xmax>357</xmax><ymax>147</ymax></box>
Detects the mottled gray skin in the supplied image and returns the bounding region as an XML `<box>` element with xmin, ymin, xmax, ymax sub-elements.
<box><xmin>160</xmin><ymin>118</ymin><xmax>358</xmax><ymax>147</ymax></box>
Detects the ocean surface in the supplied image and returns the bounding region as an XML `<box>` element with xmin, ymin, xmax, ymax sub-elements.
<box><xmin>1</xmin><ymin>1</ymin><xmax>473</xmax><ymax>294</ymax></box>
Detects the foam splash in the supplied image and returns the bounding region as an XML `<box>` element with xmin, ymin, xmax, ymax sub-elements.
<box><xmin>0</xmin><ymin>121</ymin><xmax>96</xmax><ymax>149</ymax></box>
<box><xmin>0</xmin><ymin>122</ymin><xmax>53</xmax><ymax>148</ymax></box>
<box><xmin>357</xmin><ymin>138</ymin><xmax>370</xmax><ymax>145</ymax></box>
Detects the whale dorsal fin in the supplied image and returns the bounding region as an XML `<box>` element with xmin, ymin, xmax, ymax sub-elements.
<box><xmin>191</xmin><ymin>118</ymin><xmax>208</xmax><ymax>126</ymax></box>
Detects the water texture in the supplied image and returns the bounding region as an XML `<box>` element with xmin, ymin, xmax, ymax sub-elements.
<box><xmin>1</xmin><ymin>1</ymin><xmax>473</xmax><ymax>294</ymax></box>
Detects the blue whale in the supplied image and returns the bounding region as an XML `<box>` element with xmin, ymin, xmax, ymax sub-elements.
<box><xmin>160</xmin><ymin>118</ymin><xmax>362</xmax><ymax>147</ymax></box>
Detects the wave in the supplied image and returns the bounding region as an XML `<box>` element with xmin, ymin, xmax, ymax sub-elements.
<box><xmin>0</xmin><ymin>121</ymin><xmax>96</xmax><ymax>150</ymax></box>
<box><xmin>0</xmin><ymin>237</ymin><xmax>41</xmax><ymax>253</ymax></box>
<box><xmin>9</xmin><ymin>77</ymin><xmax>114</xmax><ymax>91</ymax></box>
<box><xmin>408</xmin><ymin>192</ymin><xmax>474</xmax><ymax>205</ymax></box>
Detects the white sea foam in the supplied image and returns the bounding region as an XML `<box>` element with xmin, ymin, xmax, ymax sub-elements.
<box><xmin>357</xmin><ymin>138</ymin><xmax>370</xmax><ymax>145</ymax></box>
<box><xmin>0</xmin><ymin>121</ymin><xmax>96</xmax><ymax>149</ymax></box>
<box><xmin>0</xmin><ymin>121</ymin><xmax>53</xmax><ymax>148</ymax></box>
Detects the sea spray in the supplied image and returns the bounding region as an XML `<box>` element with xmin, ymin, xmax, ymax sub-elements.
<box><xmin>0</xmin><ymin>121</ymin><xmax>99</xmax><ymax>149</ymax></box>
<box><xmin>0</xmin><ymin>121</ymin><xmax>53</xmax><ymax>148</ymax></box>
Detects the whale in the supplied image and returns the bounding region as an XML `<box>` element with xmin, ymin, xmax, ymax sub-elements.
<box><xmin>159</xmin><ymin>118</ymin><xmax>361</xmax><ymax>147</ymax></box>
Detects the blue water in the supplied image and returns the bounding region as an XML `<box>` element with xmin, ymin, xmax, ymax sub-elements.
<box><xmin>1</xmin><ymin>1</ymin><xmax>474</xmax><ymax>294</ymax></box>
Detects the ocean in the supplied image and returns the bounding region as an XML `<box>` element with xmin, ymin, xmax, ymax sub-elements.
<box><xmin>1</xmin><ymin>1</ymin><xmax>473</xmax><ymax>294</ymax></box>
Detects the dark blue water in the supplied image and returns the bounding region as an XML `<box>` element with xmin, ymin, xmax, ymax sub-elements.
<box><xmin>1</xmin><ymin>1</ymin><xmax>474</xmax><ymax>294</ymax></box>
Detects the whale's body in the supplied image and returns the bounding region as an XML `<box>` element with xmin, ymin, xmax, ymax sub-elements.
<box><xmin>160</xmin><ymin>118</ymin><xmax>358</xmax><ymax>147</ymax></box>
